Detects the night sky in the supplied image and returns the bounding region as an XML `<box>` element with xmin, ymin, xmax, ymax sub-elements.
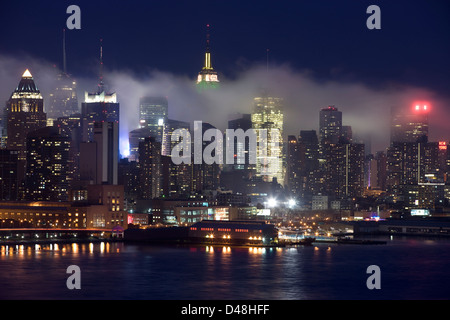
<box><xmin>0</xmin><ymin>0</ymin><xmax>449</xmax><ymax>153</ymax></box>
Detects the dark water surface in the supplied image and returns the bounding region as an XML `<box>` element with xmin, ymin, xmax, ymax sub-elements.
<box><xmin>1</xmin><ymin>237</ymin><xmax>449</xmax><ymax>300</ymax></box>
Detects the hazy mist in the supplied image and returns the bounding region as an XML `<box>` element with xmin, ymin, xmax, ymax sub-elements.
<box><xmin>0</xmin><ymin>53</ymin><xmax>448</xmax><ymax>156</ymax></box>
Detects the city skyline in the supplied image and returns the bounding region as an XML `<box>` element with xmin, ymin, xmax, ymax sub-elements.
<box><xmin>1</xmin><ymin>1</ymin><xmax>450</xmax><ymax>303</ymax></box>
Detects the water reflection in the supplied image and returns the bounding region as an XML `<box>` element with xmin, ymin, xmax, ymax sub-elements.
<box><xmin>0</xmin><ymin>241</ymin><xmax>122</xmax><ymax>258</ymax></box>
<box><xmin>1</xmin><ymin>240</ymin><xmax>449</xmax><ymax>300</ymax></box>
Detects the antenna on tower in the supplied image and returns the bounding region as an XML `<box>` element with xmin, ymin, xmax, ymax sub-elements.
<box><xmin>206</xmin><ymin>24</ymin><xmax>211</xmax><ymax>53</ymax></box>
<box><xmin>62</xmin><ymin>28</ymin><xmax>67</xmax><ymax>74</ymax></box>
<box><xmin>98</xmin><ymin>38</ymin><xmax>104</xmax><ymax>92</ymax></box>
<box><xmin>266</xmin><ymin>48</ymin><xmax>270</xmax><ymax>73</ymax></box>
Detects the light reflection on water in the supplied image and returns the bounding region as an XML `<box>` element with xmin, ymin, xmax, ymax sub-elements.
<box><xmin>0</xmin><ymin>238</ymin><xmax>450</xmax><ymax>300</ymax></box>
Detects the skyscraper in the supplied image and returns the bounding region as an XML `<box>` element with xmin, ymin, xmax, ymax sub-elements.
<box><xmin>196</xmin><ymin>24</ymin><xmax>220</xmax><ymax>91</ymax></box>
<box><xmin>161</xmin><ymin>118</ymin><xmax>190</xmax><ymax>157</ymax></box>
<box><xmin>138</xmin><ymin>137</ymin><xmax>162</xmax><ymax>200</ymax></box>
<box><xmin>191</xmin><ymin>122</ymin><xmax>221</xmax><ymax>192</ymax></box>
<box><xmin>6</xmin><ymin>70</ymin><xmax>47</xmax><ymax>163</ymax></box>
<box><xmin>81</xmin><ymin>40</ymin><xmax>119</xmax><ymax>142</ymax></box>
<box><xmin>227</xmin><ymin>113</ymin><xmax>253</xmax><ymax>171</ymax></box>
<box><xmin>251</xmin><ymin>93</ymin><xmax>284</xmax><ymax>186</ymax></box>
<box><xmin>286</xmin><ymin>135</ymin><xmax>301</xmax><ymax>196</ymax></box>
<box><xmin>79</xmin><ymin>122</ymin><xmax>119</xmax><ymax>185</ymax></box>
<box><xmin>298</xmin><ymin>130</ymin><xmax>322</xmax><ymax>197</ymax></box>
<box><xmin>390</xmin><ymin>103</ymin><xmax>429</xmax><ymax>144</ymax></box>
<box><xmin>47</xmin><ymin>29</ymin><xmax>78</xmax><ymax>121</ymax></box>
<box><xmin>25</xmin><ymin>126</ymin><xmax>70</xmax><ymax>201</ymax></box>
<box><xmin>324</xmin><ymin>142</ymin><xmax>365</xmax><ymax>199</ymax></box>
<box><xmin>319</xmin><ymin>106</ymin><xmax>342</xmax><ymax>145</ymax></box>
<box><xmin>139</xmin><ymin>96</ymin><xmax>168</xmax><ymax>143</ymax></box>
<box><xmin>0</xmin><ymin>150</ymin><xmax>19</xmax><ymax>201</ymax></box>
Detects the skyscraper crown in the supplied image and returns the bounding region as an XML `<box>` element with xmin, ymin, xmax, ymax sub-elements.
<box><xmin>14</xmin><ymin>69</ymin><xmax>41</xmax><ymax>94</ymax></box>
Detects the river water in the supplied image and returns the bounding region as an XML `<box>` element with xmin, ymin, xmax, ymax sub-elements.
<box><xmin>1</xmin><ymin>236</ymin><xmax>449</xmax><ymax>300</ymax></box>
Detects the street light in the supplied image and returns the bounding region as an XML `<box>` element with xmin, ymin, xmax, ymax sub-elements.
<box><xmin>267</xmin><ymin>198</ymin><xmax>277</xmax><ymax>208</ymax></box>
<box><xmin>287</xmin><ymin>198</ymin><xmax>296</xmax><ymax>208</ymax></box>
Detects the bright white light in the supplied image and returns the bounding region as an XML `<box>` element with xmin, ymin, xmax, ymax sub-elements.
<box><xmin>158</xmin><ymin>118</ymin><xmax>164</xmax><ymax>126</ymax></box>
<box><xmin>22</xmin><ymin>69</ymin><xmax>32</xmax><ymax>78</ymax></box>
<box><xmin>267</xmin><ymin>198</ymin><xmax>277</xmax><ymax>208</ymax></box>
<box><xmin>415</xmin><ymin>105</ymin><xmax>420</xmax><ymax>110</ymax></box>
<box><xmin>288</xmin><ymin>199</ymin><xmax>296</xmax><ymax>208</ymax></box>
<box><xmin>423</xmin><ymin>105</ymin><xmax>427</xmax><ymax>110</ymax></box>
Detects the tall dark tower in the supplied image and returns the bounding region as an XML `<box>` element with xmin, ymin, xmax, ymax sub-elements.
<box><xmin>81</xmin><ymin>39</ymin><xmax>119</xmax><ymax>142</ymax></box>
<box><xmin>196</xmin><ymin>24</ymin><xmax>220</xmax><ymax>91</ymax></box>
<box><xmin>47</xmin><ymin>29</ymin><xmax>79</xmax><ymax>121</ymax></box>
<box><xmin>6</xmin><ymin>69</ymin><xmax>47</xmax><ymax>162</ymax></box>
<box><xmin>25</xmin><ymin>126</ymin><xmax>70</xmax><ymax>201</ymax></box>
<box><xmin>319</xmin><ymin>106</ymin><xmax>343</xmax><ymax>145</ymax></box>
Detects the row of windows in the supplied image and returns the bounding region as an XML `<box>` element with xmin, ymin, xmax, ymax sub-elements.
<box><xmin>191</xmin><ymin>227</ymin><xmax>259</xmax><ymax>233</ymax></box>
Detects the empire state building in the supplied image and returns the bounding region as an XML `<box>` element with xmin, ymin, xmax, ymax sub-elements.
<box><xmin>196</xmin><ymin>24</ymin><xmax>220</xmax><ymax>91</ymax></box>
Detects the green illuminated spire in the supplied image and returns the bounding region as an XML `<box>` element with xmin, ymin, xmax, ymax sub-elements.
<box><xmin>196</xmin><ymin>24</ymin><xmax>219</xmax><ymax>92</ymax></box>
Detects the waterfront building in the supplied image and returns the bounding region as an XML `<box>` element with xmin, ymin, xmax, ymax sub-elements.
<box><xmin>187</xmin><ymin>220</ymin><xmax>278</xmax><ymax>245</ymax></box>
<box><xmin>0</xmin><ymin>201</ymin><xmax>73</xmax><ymax>228</ymax></box>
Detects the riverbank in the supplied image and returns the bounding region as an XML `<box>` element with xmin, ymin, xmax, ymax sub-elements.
<box><xmin>0</xmin><ymin>237</ymin><xmax>122</xmax><ymax>246</ymax></box>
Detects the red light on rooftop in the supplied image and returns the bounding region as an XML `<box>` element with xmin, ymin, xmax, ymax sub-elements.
<box><xmin>412</xmin><ymin>101</ymin><xmax>430</xmax><ymax>113</ymax></box>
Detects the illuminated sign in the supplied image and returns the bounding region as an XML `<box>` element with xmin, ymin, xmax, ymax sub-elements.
<box><xmin>411</xmin><ymin>209</ymin><xmax>430</xmax><ymax>216</ymax></box>
<box><xmin>439</xmin><ymin>141</ymin><xmax>447</xmax><ymax>151</ymax></box>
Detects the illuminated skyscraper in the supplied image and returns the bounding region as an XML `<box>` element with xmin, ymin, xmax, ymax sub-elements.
<box><xmin>161</xmin><ymin>118</ymin><xmax>190</xmax><ymax>156</ymax></box>
<box><xmin>139</xmin><ymin>96</ymin><xmax>168</xmax><ymax>143</ymax></box>
<box><xmin>390</xmin><ymin>103</ymin><xmax>429</xmax><ymax>144</ymax></box>
<box><xmin>47</xmin><ymin>29</ymin><xmax>78</xmax><ymax>122</ymax></box>
<box><xmin>324</xmin><ymin>142</ymin><xmax>365</xmax><ymax>199</ymax></box>
<box><xmin>6</xmin><ymin>69</ymin><xmax>47</xmax><ymax>162</ymax></box>
<box><xmin>81</xmin><ymin>40</ymin><xmax>119</xmax><ymax>142</ymax></box>
<box><xmin>25</xmin><ymin>126</ymin><xmax>70</xmax><ymax>201</ymax></box>
<box><xmin>251</xmin><ymin>93</ymin><xmax>284</xmax><ymax>186</ymax></box>
<box><xmin>196</xmin><ymin>24</ymin><xmax>220</xmax><ymax>91</ymax></box>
